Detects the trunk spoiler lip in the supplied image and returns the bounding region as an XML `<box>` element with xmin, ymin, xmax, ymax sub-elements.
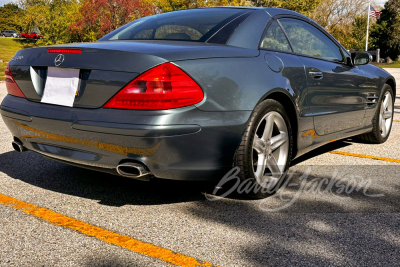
<box><xmin>11</xmin><ymin>42</ymin><xmax>260</xmax><ymax>69</ymax></box>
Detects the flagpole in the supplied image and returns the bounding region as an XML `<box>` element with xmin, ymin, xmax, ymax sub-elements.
<box><xmin>366</xmin><ymin>1</ymin><xmax>370</xmax><ymax>51</ymax></box>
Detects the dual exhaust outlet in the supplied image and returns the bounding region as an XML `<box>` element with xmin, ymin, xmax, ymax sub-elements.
<box><xmin>12</xmin><ymin>139</ymin><xmax>149</xmax><ymax>180</ymax></box>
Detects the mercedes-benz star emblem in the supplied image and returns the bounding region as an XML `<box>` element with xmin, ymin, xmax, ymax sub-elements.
<box><xmin>54</xmin><ymin>54</ymin><xmax>65</xmax><ymax>66</ymax></box>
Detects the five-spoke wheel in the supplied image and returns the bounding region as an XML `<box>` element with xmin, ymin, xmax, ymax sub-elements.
<box><xmin>379</xmin><ymin>91</ymin><xmax>393</xmax><ymax>138</ymax></box>
<box><xmin>252</xmin><ymin>111</ymin><xmax>289</xmax><ymax>189</ymax></box>
<box><xmin>235</xmin><ymin>99</ymin><xmax>292</xmax><ymax>198</ymax></box>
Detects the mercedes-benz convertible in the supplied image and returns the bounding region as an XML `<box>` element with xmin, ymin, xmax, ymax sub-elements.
<box><xmin>2</xmin><ymin>7</ymin><xmax>395</xmax><ymax>198</ymax></box>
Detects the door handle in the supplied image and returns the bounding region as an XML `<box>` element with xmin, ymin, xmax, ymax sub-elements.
<box><xmin>309</xmin><ymin>70</ymin><xmax>323</xmax><ymax>79</ymax></box>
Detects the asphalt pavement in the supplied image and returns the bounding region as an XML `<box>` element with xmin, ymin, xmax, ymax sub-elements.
<box><xmin>0</xmin><ymin>68</ymin><xmax>400</xmax><ymax>266</ymax></box>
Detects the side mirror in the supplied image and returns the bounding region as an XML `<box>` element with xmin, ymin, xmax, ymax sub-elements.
<box><xmin>345</xmin><ymin>56</ymin><xmax>353</xmax><ymax>66</ymax></box>
<box><xmin>351</xmin><ymin>51</ymin><xmax>372</xmax><ymax>66</ymax></box>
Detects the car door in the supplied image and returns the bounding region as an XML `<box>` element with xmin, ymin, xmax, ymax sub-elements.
<box><xmin>279</xmin><ymin>18</ymin><xmax>368</xmax><ymax>136</ymax></box>
<box><xmin>259</xmin><ymin>19</ymin><xmax>309</xmax><ymax>118</ymax></box>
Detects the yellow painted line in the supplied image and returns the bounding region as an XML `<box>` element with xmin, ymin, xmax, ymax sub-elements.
<box><xmin>330</xmin><ymin>151</ymin><xmax>400</xmax><ymax>164</ymax></box>
<box><xmin>394</xmin><ymin>120</ymin><xmax>400</xmax><ymax>123</ymax></box>
<box><xmin>395</xmin><ymin>103</ymin><xmax>400</xmax><ymax>105</ymax></box>
<box><xmin>0</xmin><ymin>193</ymin><xmax>217</xmax><ymax>267</ymax></box>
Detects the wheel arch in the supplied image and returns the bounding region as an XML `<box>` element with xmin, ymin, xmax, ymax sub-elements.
<box><xmin>385</xmin><ymin>77</ymin><xmax>396</xmax><ymax>96</ymax></box>
<box><xmin>260</xmin><ymin>90</ymin><xmax>299</xmax><ymax>159</ymax></box>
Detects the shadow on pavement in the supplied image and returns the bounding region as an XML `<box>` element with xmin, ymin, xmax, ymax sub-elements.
<box><xmin>291</xmin><ymin>140</ymin><xmax>352</xmax><ymax>166</ymax></box>
<box><xmin>0</xmin><ymin>150</ymin><xmax>211</xmax><ymax>206</ymax></box>
<box><xmin>84</xmin><ymin>256</ymin><xmax>152</xmax><ymax>267</ymax></box>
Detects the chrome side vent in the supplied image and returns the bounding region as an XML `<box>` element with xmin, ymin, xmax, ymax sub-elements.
<box><xmin>366</xmin><ymin>93</ymin><xmax>379</xmax><ymax>106</ymax></box>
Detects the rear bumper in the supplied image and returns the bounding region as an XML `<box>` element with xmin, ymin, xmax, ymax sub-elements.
<box><xmin>1</xmin><ymin>95</ymin><xmax>251</xmax><ymax>180</ymax></box>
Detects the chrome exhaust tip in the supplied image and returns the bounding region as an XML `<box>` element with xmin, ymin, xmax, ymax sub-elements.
<box><xmin>116</xmin><ymin>162</ymin><xmax>150</xmax><ymax>179</ymax></box>
<box><xmin>12</xmin><ymin>141</ymin><xmax>26</xmax><ymax>153</ymax></box>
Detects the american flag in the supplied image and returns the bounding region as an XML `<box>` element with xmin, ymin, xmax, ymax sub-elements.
<box><xmin>370</xmin><ymin>5</ymin><xmax>382</xmax><ymax>19</ymax></box>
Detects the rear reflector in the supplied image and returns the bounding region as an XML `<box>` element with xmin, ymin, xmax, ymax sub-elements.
<box><xmin>5</xmin><ymin>62</ymin><xmax>26</xmax><ymax>98</ymax></box>
<box><xmin>47</xmin><ymin>49</ymin><xmax>82</xmax><ymax>54</ymax></box>
<box><xmin>103</xmin><ymin>63</ymin><xmax>204</xmax><ymax>110</ymax></box>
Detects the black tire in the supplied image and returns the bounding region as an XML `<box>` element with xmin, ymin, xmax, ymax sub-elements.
<box><xmin>234</xmin><ymin>99</ymin><xmax>293</xmax><ymax>199</ymax></box>
<box><xmin>357</xmin><ymin>84</ymin><xmax>394</xmax><ymax>144</ymax></box>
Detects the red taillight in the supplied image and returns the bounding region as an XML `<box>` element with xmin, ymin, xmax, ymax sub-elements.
<box><xmin>5</xmin><ymin>62</ymin><xmax>25</xmax><ymax>98</ymax></box>
<box><xmin>47</xmin><ymin>49</ymin><xmax>82</xmax><ymax>54</ymax></box>
<box><xmin>103</xmin><ymin>63</ymin><xmax>204</xmax><ymax>110</ymax></box>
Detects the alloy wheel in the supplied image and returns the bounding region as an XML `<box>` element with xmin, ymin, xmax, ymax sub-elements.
<box><xmin>252</xmin><ymin>111</ymin><xmax>289</xmax><ymax>189</ymax></box>
<box><xmin>379</xmin><ymin>91</ymin><xmax>393</xmax><ymax>138</ymax></box>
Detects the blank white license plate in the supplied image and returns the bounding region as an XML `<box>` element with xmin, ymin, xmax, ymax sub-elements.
<box><xmin>41</xmin><ymin>67</ymin><xmax>79</xmax><ymax>107</ymax></box>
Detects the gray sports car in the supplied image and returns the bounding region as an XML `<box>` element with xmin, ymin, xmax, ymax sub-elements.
<box><xmin>2</xmin><ymin>7</ymin><xmax>395</xmax><ymax>198</ymax></box>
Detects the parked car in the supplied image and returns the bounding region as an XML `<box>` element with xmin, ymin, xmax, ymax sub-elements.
<box><xmin>20</xmin><ymin>31</ymin><xmax>43</xmax><ymax>39</ymax></box>
<box><xmin>1</xmin><ymin>30</ymin><xmax>20</xmax><ymax>38</ymax></box>
<box><xmin>2</xmin><ymin>7</ymin><xmax>396</xmax><ymax>198</ymax></box>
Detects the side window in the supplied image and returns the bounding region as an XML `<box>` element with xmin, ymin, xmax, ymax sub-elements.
<box><xmin>260</xmin><ymin>20</ymin><xmax>292</xmax><ymax>52</ymax></box>
<box><xmin>279</xmin><ymin>18</ymin><xmax>343</xmax><ymax>62</ymax></box>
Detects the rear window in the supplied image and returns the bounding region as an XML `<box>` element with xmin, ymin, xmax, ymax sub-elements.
<box><xmin>100</xmin><ymin>8</ymin><xmax>249</xmax><ymax>43</ymax></box>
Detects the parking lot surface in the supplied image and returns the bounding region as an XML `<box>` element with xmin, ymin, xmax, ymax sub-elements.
<box><xmin>0</xmin><ymin>69</ymin><xmax>400</xmax><ymax>267</ymax></box>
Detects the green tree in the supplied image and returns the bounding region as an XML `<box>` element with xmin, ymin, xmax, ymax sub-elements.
<box><xmin>370</xmin><ymin>0</ymin><xmax>400</xmax><ymax>59</ymax></box>
<box><xmin>310</xmin><ymin>0</ymin><xmax>371</xmax><ymax>49</ymax></box>
<box><xmin>147</xmin><ymin>0</ymin><xmax>241</xmax><ymax>13</ymax></box>
<box><xmin>19</xmin><ymin>0</ymin><xmax>82</xmax><ymax>45</ymax></box>
<box><xmin>253</xmin><ymin>0</ymin><xmax>322</xmax><ymax>16</ymax></box>
<box><xmin>0</xmin><ymin>3</ymin><xmax>22</xmax><ymax>33</ymax></box>
<box><xmin>348</xmin><ymin>15</ymin><xmax>369</xmax><ymax>51</ymax></box>
<box><xmin>150</xmin><ymin>0</ymin><xmax>320</xmax><ymax>17</ymax></box>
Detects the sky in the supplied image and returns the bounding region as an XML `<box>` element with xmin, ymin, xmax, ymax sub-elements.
<box><xmin>0</xmin><ymin>0</ymin><xmax>390</xmax><ymax>8</ymax></box>
<box><xmin>0</xmin><ymin>0</ymin><xmax>15</xmax><ymax>6</ymax></box>
<box><xmin>376</xmin><ymin>0</ymin><xmax>388</xmax><ymax>6</ymax></box>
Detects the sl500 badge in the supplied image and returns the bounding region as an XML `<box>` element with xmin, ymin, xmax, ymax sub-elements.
<box><xmin>11</xmin><ymin>56</ymin><xmax>23</xmax><ymax>61</ymax></box>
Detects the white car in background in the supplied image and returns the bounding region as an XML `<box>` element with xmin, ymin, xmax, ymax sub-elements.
<box><xmin>1</xmin><ymin>30</ymin><xmax>20</xmax><ymax>38</ymax></box>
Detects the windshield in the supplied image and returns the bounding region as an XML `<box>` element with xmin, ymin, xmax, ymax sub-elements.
<box><xmin>100</xmin><ymin>8</ymin><xmax>249</xmax><ymax>42</ymax></box>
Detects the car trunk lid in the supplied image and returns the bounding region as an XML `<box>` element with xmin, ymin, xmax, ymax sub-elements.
<box><xmin>9</xmin><ymin>41</ymin><xmax>258</xmax><ymax>108</ymax></box>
